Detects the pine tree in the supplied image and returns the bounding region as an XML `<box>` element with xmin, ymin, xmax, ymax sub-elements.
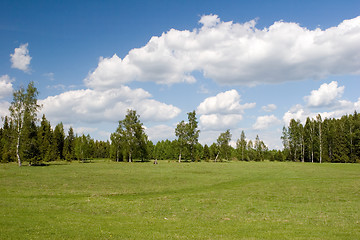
<box><xmin>203</xmin><ymin>144</ymin><xmax>210</xmax><ymax>161</ymax></box>
<box><xmin>63</xmin><ymin>127</ymin><xmax>76</xmax><ymax>161</ymax></box>
<box><xmin>53</xmin><ymin>122</ymin><xmax>65</xmax><ymax>160</ymax></box>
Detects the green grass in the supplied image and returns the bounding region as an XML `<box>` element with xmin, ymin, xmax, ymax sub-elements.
<box><xmin>1</xmin><ymin>160</ymin><xmax>360</xmax><ymax>239</ymax></box>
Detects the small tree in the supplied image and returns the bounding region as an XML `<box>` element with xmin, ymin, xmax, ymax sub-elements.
<box><xmin>217</xmin><ymin>129</ymin><xmax>232</xmax><ymax>161</ymax></box>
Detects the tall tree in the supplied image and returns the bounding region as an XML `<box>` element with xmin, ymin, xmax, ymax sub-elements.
<box><xmin>281</xmin><ymin>126</ymin><xmax>290</xmax><ymax>160</ymax></box>
<box><xmin>9</xmin><ymin>82</ymin><xmax>41</xmax><ymax>166</ymax></box>
<box><xmin>0</xmin><ymin>117</ymin><xmax>14</xmax><ymax>162</ymax></box>
<box><xmin>113</xmin><ymin>109</ymin><xmax>148</xmax><ymax>162</ymax></box>
<box><xmin>175</xmin><ymin>111</ymin><xmax>200</xmax><ymax>162</ymax></box>
<box><xmin>63</xmin><ymin>127</ymin><xmax>76</xmax><ymax>161</ymax></box>
<box><xmin>316</xmin><ymin>114</ymin><xmax>323</xmax><ymax>163</ymax></box>
<box><xmin>203</xmin><ymin>144</ymin><xmax>210</xmax><ymax>161</ymax></box>
<box><xmin>175</xmin><ymin>120</ymin><xmax>186</xmax><ymax>162</ymax></box>
<box><xmin>37</xmin><ymin>115</ymin><xmax>56</xmax><ymax>162</ymax></box>
<box><xmin>236</xmin><ymin>130</ymin><xmax>247</xmax><ymax>161</ymax></box>
<box><xmin>53</xmin><ymin>122</ymin><xmax>65</xmax><ymax>160</ymax></box>
<box><xmin>186</xmin><ymin>111</ymin><xmax>200</xmax><ymax>161</ymax></box>
<box><xmin>217</xmin><ymin>129</ymin><xmax>232</xmax><ymax>161</ymax></box>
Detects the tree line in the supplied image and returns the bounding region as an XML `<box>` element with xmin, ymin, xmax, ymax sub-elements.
<box><xmin>282</xmin><ymin>113</ymin><xmax>360</xmax><ymax>163</ymax></box>
<box><xmin>1</xmin><ymin>82</ymin><xmax>359</xmax><ymax>165</ymax></box>
<box><xmin>0</xmin><ymin>82</ymin><xmax>110</xmax><ymax>165</ymax></box>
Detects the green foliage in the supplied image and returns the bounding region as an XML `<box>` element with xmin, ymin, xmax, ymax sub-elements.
<box><xmin>53</xmin><ymin>122</ymin><xmax>65</xmax><ymax>160</ymax></box>
<box><xmin>284</xmin><ymin>112</ymin><xmax>360</xmax><ymax>163</ymax></box>
<box><xmin>8</xmin><ymin>82</ymin><xmax>41</xmax><ymax>166</ymax></box>
<box><xmin>112</xmin><ymin>109</ymin><xmax>148</xmax><ymax>162</ymax></box>
<box><xmin>63</xmin><ymin>127</ymin><xmax>76</xmax><ymax>161</ymax></box>
<box><xmin>217</xmin><ymin>129</ymin><xmax>232</xmax><ymax>161</ymax></box>
<box><xmin>175</xmin><ymin>110</ymin><xmax>200</xmax><ymax>162</ymax></box>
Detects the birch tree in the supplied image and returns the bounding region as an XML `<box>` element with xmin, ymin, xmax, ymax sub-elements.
<box><xmin>9</xmin><ymin>82</ymin><xmax>40</xmax><ymax>166</ymax></box>
<box><xmin>175</xmin><ymin>120</ymin><xmax>186</xmax><ymax>162</ymax></box>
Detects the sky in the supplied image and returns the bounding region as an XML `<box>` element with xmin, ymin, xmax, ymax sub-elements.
<box><xmin>1</xmin><ymin>0</ymin><xmax>360</xmax><ymax>149</ymax></box>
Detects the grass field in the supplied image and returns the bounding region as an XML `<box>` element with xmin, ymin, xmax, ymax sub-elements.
<box><xmin>1</xmin><ymin>160</ymin><xmax>359</xmax><ymax>239</ymax></box>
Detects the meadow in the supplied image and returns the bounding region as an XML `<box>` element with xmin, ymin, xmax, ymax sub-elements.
<box><xmin>1</xmin><ymin>160</ymin><xmax>359</xmax><ymax>239</ymax></box>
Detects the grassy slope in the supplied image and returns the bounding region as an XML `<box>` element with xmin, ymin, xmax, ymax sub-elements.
<box><xmin>0</xmin><ymin>160</ymin><xmax>359</xmax><ymax>239</ymax></box>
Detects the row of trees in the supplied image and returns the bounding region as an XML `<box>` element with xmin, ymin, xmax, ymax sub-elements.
<box><xmin>282</xmin><ymin>113</ymin><xmax>360</xmax><ymax>163</ymax></box>
<box><xmin>2</xmin><ymin>82</ymin><xmax>360</xmax><ymax>165</ymax></box>
<box><xmin>109</xmin><ymin>109</ymin><xmax>270</xmax><ymax>162</ymax></box>
<box><xmin>0</xmin><ymin>82</ymin><xmax>110</xmax><ymax>165</ymax></box>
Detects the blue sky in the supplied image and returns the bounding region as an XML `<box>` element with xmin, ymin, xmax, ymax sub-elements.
<box><xmin>1</xmin><ymin>0</ymin><xmax>360</xmax><ymax>149</ymax></box>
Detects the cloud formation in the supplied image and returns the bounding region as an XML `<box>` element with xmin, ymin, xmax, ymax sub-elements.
<box><xmin>253</xmin><ymin>115</ymin><xmax>281</xmax><ymax>130</ymax></box>
<box><xmin>85</xmin><ymin>15</ymin><xmax>360</xmax><ymax>88</ymax></box>
<box><xmin>197</xmin><ymin>89</ymin><xmax>255</xmax><ymax>130</ymax></box>
<box><xmin>40</xmin><ymin>86</ymin><xmax>181</xmax><ymax>125</ymax></box>
<box><xmin>0</xmin><ymin>75</ymin><xmax>14</xmax><ymax>99</ymax></box>
<box><xmin>262</xmin><ymin>103</ymin><xmax>277</xmax><ymax>112</ymax></box>
<box><xmin>304</xmin><ymin>81</ymin><xmax>344</xmax><ymax>107</ymax></box>
<box><xmin>283</xmin><ymin>81</ymin><xmax>360</xmax><ymax>125</ymax></box>
<box><xmin>10</xmin><ymin>43</ymin><xmax>32</xmax><ymax>72</ymax></box>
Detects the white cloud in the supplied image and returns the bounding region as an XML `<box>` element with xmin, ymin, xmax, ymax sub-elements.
<box><xmin>0</xmin><ymin>101</ymin><xmax>10</xmax><ymax>122</ymax></box>
<box><xmin>145</xmin><ymin>124</ymin><xmax>175</xmax><ymax>142</ymax></box>
<box><xmin>197</xmin><ymin>89</ymin><xmax>255</xmax><ymax>130</ymax></box>
<box><xmin>199</xmin><ymin>113</ymin><xmax>243</xmax><ymax>130</ymax></box>
<box><xmin>253</xmin><ymin>115</ymin><xmax>281</xmax><ymax>130</ymax></box>
<box><xmin>10</xmin><ymin>43</ymin><xmax>32</xmax><ymax>72</ymax></box>
<box><xmin>85</xmin><ymin>15</ymin><xmax>360</xmax><ymax>88</ymax></box>
<box><xmin>283</xmin><ymin>81</ymin><xmax>360</xmax><ymax>125</ymax></box>
<box><xmin>197</xmin><ymin>89</ymin><xmax>255</xmax><ymax>114</ymax></box>
<box><xmin>40</xmin><ymin>86</ymin><xmax>181</xmax><ymax>125</ymax></box>
<box><xmin>262</xmin><ymin>103</ymin><xmax>277</xmax><ymax>112</ymax></box>
<box><xmin>0</xmin><ymin>75</ymin><xmax>14</xmax><ymax>99</ymax></box>
<box><xmin>304</xmin><ymin>81</ymin><xmax>344</xmax><ymax>107</ymax></box>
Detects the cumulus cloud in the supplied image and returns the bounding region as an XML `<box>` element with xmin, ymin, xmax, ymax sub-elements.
<box><xmin>0</xmin><ymin>75</ymin><xmax>14</xmax><ymax>99</ymax></box>
<box><xmin>283</xmin><ymin>81</ymin><xmax>360</xmax><ymax>125</ymax></box>
<box><xmin>10</xmin><ymin>43</ymin><xmax>32</xmax><ymax>72</ymax></box>
<box><xmin>40</xmin><ymin>86</ymin><xmax>181</xmax><ymax>125</ymax></box>
<box><xmin>85</xmin><ymin>15</ymin><xmax>360</xmax><ymax>88</ymax></box>
<box><xmin>304</xmin><ymin>81</ymin><xmax>344</xmax><ymax>107</ymax></box>
<box><xmin>197</xmin><ymin>89</ymin><xmax>255</xmax><ymax>114</ymax></box>
<box><xmin>262</xmin><ymin>103</ymin><xmax>277</xmax><ymax>112</ymax></box>
<box><xmin>197</xmin><ymin>89</ymin><xmax>255</xmax><ymax>130</ymax></box>
<box><xmin>0</xmin><ymin>101</ymin><xmax>10</xmax><ymax>120</ymax></box>
<box><xmin>145</xmin><ymin>124</ymin><xmax>175</xmax><ymax>142</ymax></box>
<box><xmin>253</xmin><ymin>115</ymin><xmax>281</xmax><ymax>130</ymax></box>
<box><xmin>199</xmin><ymin>114</ymin><xmax>244</xmax><ymax>130</ymax></box>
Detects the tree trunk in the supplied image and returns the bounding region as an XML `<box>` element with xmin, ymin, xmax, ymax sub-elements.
<box><xmin>178</xmin><ymin>152</ymin><xmax>181</xmax><ymax>163</ymax></box>
<box><xmin>242</xmin><ymin>146</ymin><xmax>244</xmax><ymax>161</ymax></box>
<box><xmin>129</xmin><ymin>152</ymin><xmax>132</xmax><ymax>162</ymax></box>
<box><xmin>16</xmin><ymin>134</ymin><xmax>21</xmax><ymax>166</ymax></box>
<box><xmin>214</xmin><ymin>151</ymin><xmax>219</xmax><ymax>162</ymax></box>
<box><xmin>16</xmin><ymin>122</ymin><xmax>22</xmax><ymax>167</ymax></box>
<box><xmin>319</xmin><ymin>122</ymin><xmax>322</xmax><ymax>163</ymax></box>
<box><xmin>311</xmin><ymin>147</ymin><xmax>314</xmax><ymax>163</ymax></box>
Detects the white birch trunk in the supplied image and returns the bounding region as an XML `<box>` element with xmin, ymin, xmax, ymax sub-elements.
<box><xmin>319</xmin><ymin>122</ymin><xmax>322</xmax><ymax>163</ymax></box>
<box><xmin>214</xmin><ymin>152</ymin><xmax>219</xmax><ymax>162</ymax></box>
<box><xmin>16</xmin><ymin>121</ymin><xmax>22</xmax><ymax>167</ymax></box>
